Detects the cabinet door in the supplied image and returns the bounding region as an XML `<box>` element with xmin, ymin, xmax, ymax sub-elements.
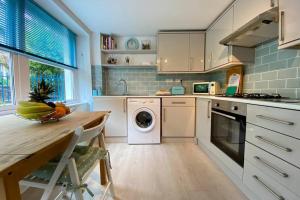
<box><xmin>212</xmin><ymin>6</ymin><xmax>233</xmax><ymax>68</ymax></box>
<box><xmin>205</xmin><ymin>28</ymin><xmax>214</xmax><ymax>71</ymax></box>
<box><xmin>189</xmin><ymin>32</ymin><xmax>205</xmax><ymax>72</ymax></box>
<box><xmin>158</xmin><ymin>33</ymin><xmax>190</xmax><ymax>72</ymax></box>
<box><xmin>234</xmin><ymin>0</ymin><xmax>277</xmax><ymax>31</ymax></box>
<box><xmin>93</xmin><ymin>97</ymin><xmax>127</xmax><ymax>137</ymax></box>
<box><xmin>196</xmin><ymin>99</ymin><xmax>211</xmax><ymax>147</ymax></box>
<box><xmin>162</xmin><ymin>106</ymin><xmax>195</xmax><ymax>137</ymax></box>
<box><xmin>279</xmin><ymin>0</ymin><xmax>300</xmax><ymax>48</ymax></box>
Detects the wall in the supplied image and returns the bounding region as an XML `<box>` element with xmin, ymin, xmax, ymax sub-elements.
<box><xmin>210</xmin><ymin>40</ymin><xmax>300</xmax><ymax>98</ymax></box>
<box><xmin>101</xmin><ymin>68</ymin><xmax>210</xmax><ymax>95</ymax></box>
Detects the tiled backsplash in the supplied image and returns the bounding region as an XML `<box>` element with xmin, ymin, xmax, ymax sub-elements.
<box><xmin>210</xmin><ymin>40</ymin><xmax>300</xmax><ymax>98</ymax></box>
<box><xmin>92</xmin><ymin>40</ymin><xmax>300</xmax><ymax>98</ymax></box>
<box><xmin>100</xmin><ymin>68</ymin><xmax>210</xmax><ymax>96</ymax></box>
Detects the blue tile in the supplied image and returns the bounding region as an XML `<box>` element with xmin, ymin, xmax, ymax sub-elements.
<box><xmin>262</xmin><ymin>53</ymin><xmax>277</xmax><ymax>64</ymax></box>
<box><xmin>278</xmin><ymin>49</ymin><xmax>298</xmax><ymax>60</ymax></box>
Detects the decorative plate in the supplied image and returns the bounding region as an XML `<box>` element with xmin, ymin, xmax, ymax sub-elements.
<box><xmin>126</xmin><ymin>38</ymin><xmax>139</xmax><ymax>50</ymax></box>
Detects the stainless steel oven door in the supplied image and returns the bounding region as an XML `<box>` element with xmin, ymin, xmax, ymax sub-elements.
<box><xmin>211</xmin><ymin>109</ymin><xmax>246</xmax><ymax>167</ymax></box>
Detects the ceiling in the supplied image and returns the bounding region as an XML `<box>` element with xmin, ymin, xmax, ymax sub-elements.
<box><xmin>62</xmin><ymin>0</ymin><xmax>234</xmax><ymax>36</ymax></box>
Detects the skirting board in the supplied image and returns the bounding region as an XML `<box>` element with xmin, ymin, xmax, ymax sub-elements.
<box><xmin>105</xmin><ymin>137</ymin><xmax>127</xmax><ymax>143</ymax></box>
<box><xmin>197</xmin><ymin>141</ymin><xmax>258</xmax><ymax>200</ymax></box>
<box><xmin>104</xmin><ymin>137</ymin><xmax>195</xmax><ymax>143</ymax></box>
<box><xmin>162</xmin><ymin>137</ymin><xmax>195</xmax><ymax>143</ymax></box>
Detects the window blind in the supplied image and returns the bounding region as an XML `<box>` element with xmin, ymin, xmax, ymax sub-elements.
<box><xmin>0</xmin><ymin>0</ymin><xmax>77</xmax><ymax>69</ymax></box>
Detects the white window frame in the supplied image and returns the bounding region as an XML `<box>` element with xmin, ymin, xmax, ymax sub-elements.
<box><xmin>0</xmin><ymin>52</ymin><xmax>78</xmax><ymax>115</ymax></box>
<box><xmin>28</xmin><ymin>59</ymin><xmax>77</xmax><ymax>103</ymax></box>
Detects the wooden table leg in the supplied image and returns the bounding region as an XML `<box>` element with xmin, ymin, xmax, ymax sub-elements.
<box><xmin>1</xmin><ymin>174</ymin><xmax>21</xmax><ymax>200</ymax></box>
<box><xmin>0</xmin><ymin>177</ymin><xmax>7</xmax><ymax>200</ymax></box>
<box><xmin>98</xmin><ymin>128</ymin><xmax>108</xmax><ymax>185</ymax></box>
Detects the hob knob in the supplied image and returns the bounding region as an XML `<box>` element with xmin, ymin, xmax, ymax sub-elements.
<box><xmin>231</xmin><ymin>106</ymin><xmax>238</xmax><ymax>111</ymax></box>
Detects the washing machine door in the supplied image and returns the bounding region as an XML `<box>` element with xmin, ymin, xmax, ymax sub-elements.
<box><xmin>133</xmin><ymin>108</ymin><xmax>156</xmax><ymax>133</ymax></box>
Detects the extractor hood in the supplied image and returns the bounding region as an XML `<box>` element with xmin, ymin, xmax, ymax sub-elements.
<box><xmin>220</xmin><ymin>7</ymin><xmax>279</xmax><ymax>48</ymax></box>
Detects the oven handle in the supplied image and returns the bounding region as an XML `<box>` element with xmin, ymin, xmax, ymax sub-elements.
<box><xmin>211</xmin><ymin>110</ymin><xmax>236</xmax><ymax>120</ymax></box>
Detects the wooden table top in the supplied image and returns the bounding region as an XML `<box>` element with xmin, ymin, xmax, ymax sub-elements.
<box><xmin>0</xmin><ymin>111</ymin><xmax>108</xmax><ymax>174</ymax></box>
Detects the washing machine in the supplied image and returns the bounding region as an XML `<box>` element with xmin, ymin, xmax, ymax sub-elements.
<box><xmin>127</xmin><ymin>98</ymin><xmax>161</xmax><ymax>144</ymax></box>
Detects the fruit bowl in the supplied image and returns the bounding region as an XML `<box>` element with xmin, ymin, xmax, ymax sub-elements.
<box><xmin>16</xmin><ymin>101</ymin><xmax>75</xmax><ymax>123</ymax></box>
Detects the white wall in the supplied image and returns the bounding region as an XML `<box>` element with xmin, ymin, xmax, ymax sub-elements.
<box><xmin>91</xmin><ymin>32</ymin><xmax>101</xmax><ymax>66</ymax></box>
<box><xmin>74</xmin><ymin>35</ymin><xmax>92</xmax><ymax>109</ymax></box>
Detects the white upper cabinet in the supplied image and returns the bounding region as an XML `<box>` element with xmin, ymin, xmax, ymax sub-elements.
<box><xmin>278</xmin><ymin>0</ymin><xmax>300</xmax><ymax>49</ymax></box>
<box><xmin>189</xmin><ymin>32</ymin><xmax>205</xmax><ymax>72</ymax></box>
<box><xmin>212</xmin><ymin>6</ymin><xmax>233</xmax><ymax>67</ymax></box>
<box><xmin>205</xmin><ymin>28</ymin><xmax>214</xmax><ymax>71</ymax></box>
<box><xmin>157</xmin><ymin>33</ymin><xmax>190</xmax><ymax>72</ymax></box>
<box><xmin>205</xmin><ymin>5</ymin><xmax>254</xmax><ymax>70</ymax></box>
<box><xmin>157</xmin><ymin>32</ymin><xmax>205</xmax><ymax>73</ymax></box>
<box><xmin>233</xmin><ymin>0</ymin><xmax>278</xmax><ymax>31</ymax></box>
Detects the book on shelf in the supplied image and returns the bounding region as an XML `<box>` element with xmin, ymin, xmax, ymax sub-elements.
<box><xmin>101</xmin><ymin>35</ymin><xmax>116</xmax><ymax>50</ymax></box>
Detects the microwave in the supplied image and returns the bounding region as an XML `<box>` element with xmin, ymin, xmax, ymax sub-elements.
<box><xmin>193</xmin><ymin>81</ymin><xmax>220</xmax><ymax>95</ymax></box>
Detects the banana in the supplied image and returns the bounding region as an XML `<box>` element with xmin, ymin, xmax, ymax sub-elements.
<box><xmin>18</xmin><ymin>101</ymin><xmax>48</xmax><ymax>107</ymax></box>
<box><xmin>17</xmin><ymin>105</ymin><xmax>54</xmax><ymax>115</ymax></box>
<box><xmin>18</xmin><ymin>111</ymin><xmax>53</xmax><ymax>120</ymax></box>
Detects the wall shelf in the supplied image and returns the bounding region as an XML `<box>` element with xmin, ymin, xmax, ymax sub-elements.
<box><xmin>101</xmin><ymin>49</ymin><xmax>157</xmax><ymax>54</ymax></box>
<box><xmin>102</xmin><ymin>64</ymin><xmax>157</xmax><ymax>68</ymax></box>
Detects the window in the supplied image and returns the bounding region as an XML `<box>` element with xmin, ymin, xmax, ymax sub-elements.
<box><xmin>0</xmin><ymin>0</ymin><xmax>77</xmax><ymax>69</ymax></box>
<box><xmin>0</xmin><ymin>50</ymin><xmax>12</xmax><ymax>106</ymax></box>
<box><xmin>29</xmin><ymin>60</ymin><xmax>74</xmax><ymax>102</ymax></box>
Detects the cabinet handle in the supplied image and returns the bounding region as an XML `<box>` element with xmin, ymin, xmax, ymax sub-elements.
<box><xmin>254</xmin><ymin>156</ymin><xmax>289</xmax><ymax>178</ymax></box>
<box><xmin>172</xmin><ymin>101</ymin><xmax>186</xmax><ymax>105</ymax></box>
<box><xmin>207</xmin><ymin>101</ymin><xmax>211</xmax><ymax>119</ymax></box>
<box><xmin>253</xmin><ymin>175</ymin><xmax>285</xmax><ymax>200</ymax></box>
<box><xmin>123</xmin><ymin>99</ymin><xmax>126</xmax><ymax>113</ymax></box>
<box><xmin>211</xmin><ymin>110</ymin><xmax>236</xmax><ymax>120</ymax></box>
<box><xmin>255</xmin><ymin>136</ymin><xmax>292</xmax><ymax>152</ymax></box>
<box><xmin>280</xmin><ymin>11</ymin><xmax>285</xmax><ymax>42</ymax></box>
<box><xmin>256</xmin><ymin>115</ymin><xmax>294</xmax><ymax>125</ymax></box>
<box><xmin>159</xmin><ymin>57</ymin><xmax>163</xmax><ymax>71</ymax></box>
<box><xmin>163</xmin><ymin>108</ymin><xmax>166</xmax><ymax>122</ymax></box>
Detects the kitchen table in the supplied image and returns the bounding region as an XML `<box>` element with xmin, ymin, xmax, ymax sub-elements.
<box><xmin>0</xmin><ymin>111</ymin><xmax>109</xmax><ymax>200</ymax></box>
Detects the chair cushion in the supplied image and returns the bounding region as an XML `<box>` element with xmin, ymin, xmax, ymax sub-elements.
<box><xmin>28</xmin><ymin>146</ymin><xmax>107</xmax><ymax>184</ymax></box>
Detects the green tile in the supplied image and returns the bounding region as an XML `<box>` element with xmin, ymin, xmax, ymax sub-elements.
<box><xmin>254</xmin><ymin>64</ymin><xmax>269</xmax><ymax>73</ymax></box>
<box><xmin>269</xmin><ymin>80</ymin><xmax>286</xmax><ymax>88</ymax></box>
<box><xmin>278</xmin><ymin>49</ymin><xmax>298</xmax><ymax>60</ymax></box>
<box><xmin>262</xmin><ymin>53</ymin><xmax>277</xmax><ymax>64</ymax></box>
<box><xmin>278</xmin><ymin>68</ymin><xmax>297</xmax><ymax>79</ymax></box>
<box><xmin>254</xmin><ymin>81</ymin><xmax>268</xmax><ymax>89</ymax></box>
<box><xmin>269</xmin><ymin>60</ymin><xmax>287</xmax><ymax>71</ymax></box>
<box><xmin>255</xmin><ymin>47</ymin><xmax>270</xmax><ymax>57</ymax></box>
<box><xmin>287</xmin><ymin>78</ymin><xmax>300</xmax><ymax>88</ymax></box>
<box><xmin>288</xmin><ymin>57</ymin><xmax>300</xmax><ymax>68</ymax></box>
<box><xmin>261</xmin><ymin>71</ymin><xmax>277</xmax><ymax>80</ymax></box>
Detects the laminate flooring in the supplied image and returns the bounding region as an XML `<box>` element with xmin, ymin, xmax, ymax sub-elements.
<box><xmin>22</xmin><ymin>143</ymin><xmax>247</xmax><ymax>200</ymax></box>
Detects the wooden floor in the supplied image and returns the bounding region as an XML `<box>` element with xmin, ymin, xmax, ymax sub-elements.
<box><xmin>22</xmin><ymin>143</ymin><xmax>247</xmax><ymax>200</ymax></box>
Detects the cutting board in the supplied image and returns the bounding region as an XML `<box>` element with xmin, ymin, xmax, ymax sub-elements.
<box><xmin>226</xmin><ymin>66</ymin><xmax>243</xmax><ymax>95</ymax></box>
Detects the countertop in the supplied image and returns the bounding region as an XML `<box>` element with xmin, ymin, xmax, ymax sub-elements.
<box><xmin>93</xmin><ymin>95</ymin><xmax>300</xmax><ymax>110</ymax></box>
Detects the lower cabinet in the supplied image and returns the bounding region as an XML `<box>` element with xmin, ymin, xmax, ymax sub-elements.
<box><xmin>244</xmin><ymin>104</ymin><xmax>300</xmax><ymax>200</ymax></box>
<box><xmin>243</xmin><ymin>160</ymin><xmax>299</xmax><ymax>200</ymax></box>
<box><xmin>162</xmin><ymin>98</ymin><xmax>195</xmax><ymax>137</ymax></box>
<box><xmin>196</xmin><ymin>98</ymin><xmax>211</xmax><ymax>147</ymax></box>
<box><xmin>93</xmin><ymin>97</ymin><xmax>127</xmax><ymax>137</ymax></box>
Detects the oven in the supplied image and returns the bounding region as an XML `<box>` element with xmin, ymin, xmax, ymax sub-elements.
<box><xmin>210</xmin><ymin>100</ymin><xmax>246</xmax><ymax>167</ymax></box>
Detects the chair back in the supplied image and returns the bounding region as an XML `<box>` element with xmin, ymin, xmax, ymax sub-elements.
<box><xmin>77</xmin><ymin>113</ymin><xmax>110</xmax><ymax>144</ymax></box>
